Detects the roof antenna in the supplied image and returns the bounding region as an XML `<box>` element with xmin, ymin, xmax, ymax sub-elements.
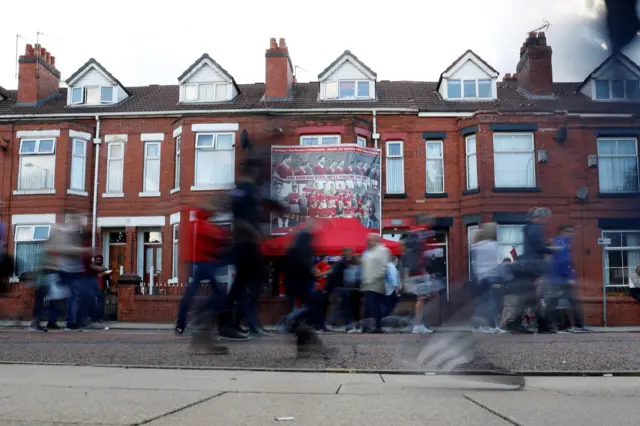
<box><xmin>15</xmin><ymin>34</ymin><xmax>32</xmax><ymax>80</ymax></box>
<box><xmin>294</xmin><ymin>65</ymin><xmax>311</xmax><ymax>82</ymax></box>
<box><xmin>528</xmin><ymin>20</ymin><xmax>550</xmax><ymax>34</ymax></box>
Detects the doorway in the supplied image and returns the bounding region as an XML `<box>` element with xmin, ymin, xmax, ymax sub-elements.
<box><xmin>140</xmin><ymin>230</ymin><xmax>162</xmax><ymax>288</ymax></box>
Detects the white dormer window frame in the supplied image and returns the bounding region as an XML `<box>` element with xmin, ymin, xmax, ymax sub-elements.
<box><xmin>324</xmin><ymin>79</ymin><xmax>373</xmax><ymax>100</ymax></box>
<box><xmin>183</xmin><ymin>82</ymin><xmax>229</xmax><ymax>102</ymax></box>
<box><xmin>446</xmin><ymin>78</ymin><xmax>493</xmax><ymax>100</ymax></box>
<box><xmin>593</xmin><ymin>79</ymin><xmax>640</xmax><ymax>101</ymax></box>
<box><xmin>440</xmin><ymin>51</ymin><xmax>499</xmax><ymax>101</ymax></box>
<box><xmin>69</xmin><ymin>85</ymin><xmax>116</xmax><ymax>105</ymax></box>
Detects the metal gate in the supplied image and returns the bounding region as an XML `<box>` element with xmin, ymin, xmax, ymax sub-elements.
<box><xmin>103</xmin><ymin>287</ymin><xmax>117</xmax><ymax>321</ymax></box>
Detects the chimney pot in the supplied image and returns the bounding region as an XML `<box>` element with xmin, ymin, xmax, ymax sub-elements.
<box><xmin>17</xmin><ymin>43</ymin><xmax>60</xmax><ymax>104</ymax></box>
<box><xmin>25</xmin><ymin>44</ymin><xmax>34</xmax><ymax>56</ymax></box>
<box><xmin>269</xmin><ymin>38</ymin><xmax>277</xmax><ymax>49</ymax></box>
<box><xmin>516</xmin><ymin>31</ymin><xmax>552</xmax><ymax>96</ymax></box>
<box><xmin>505</xmin><ymin>73</ymin><xmax>511</xmax><ymax>79</ymax></box>
<box><xmin>279</xmin><ymin>38</ymin><xmax>287</xmax><ymax>49</ymax></box>
<box><xmin>265</xmin><ymin>37</ymin><xmax>293</xmax><ymax>100</ymax></box>
<box><xmin>50</xmin><ymin>56</ymin><xmax>55</xmax><ymax>67</ymax></box>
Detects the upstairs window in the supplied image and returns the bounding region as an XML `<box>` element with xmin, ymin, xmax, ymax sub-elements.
<box><xmin>493</xmin><ymin>133</ymin><xmax>536</xmax><ymax>188</ymax></box>
<box><xmin>70</xmin><ymin>86</ymin><xmax>114</xmax><ymax>105</ymax></box>
<box><xmin>425</xmin><ymin>141</ymin><xmax>444</xmax><ymax>193</ymax></box>
<box><xmin>106</xmin><ymin>142</ymin><xmax>124</xmax><ymax>194</ymax></box>
<box><xmin>594</xmin><ymin>79</ymin><xmax>640</xmax><ymax>100</ymax></box>
<box><xmin>174</xmin><ymin>136</ymin><xmax>181</xmax><ymax>189</ymax></box>
<box><xmin>143</xmin><ymin>142</ymin><xmax>161</xmax><ymax>193</ymax></box>
<box><xmin>447</xmin><ymin>79</ymin><xmax>492</xmax><ymax>99</ymax></box>
<box><xmin>70</xmin><ymin>139</ymin><xmax>86</xmax><ymax>192</ymax></box>
<box><xmin>356</xmin><ymin>136</ymin><xmax>367</xmax><ymax>147</ymax></box>
<box><xmin>18</xmin><ymin>139</ymin><xmax>56</xmax><ymax>191</ymax></box>
<box><xmin>300</xmin><ymin>135</ymin><xmax>341</xmax><ymax>146</ymax></box>
<box><xmin>465</xmin><ymin>135</ymin><xmax>478</xmax><ymax>190</ymax></box>
<box><xmin>597</xmin><ymin>138</ymin><xmax>639</xmax><ymax>193</ymax></box>
<box><xmin>324</xmin><ymin>80</ymin><xmax>372</xmax><ymax>99</ymax></box>
<box><xmin>183</xmin><ymin>82</ymin><xmax>229</xmax><ymax>102</ymax></box>
<box><xmin>194</xmin><ymin>133</ymin><xmax>235</xmax><ymax>187</ymax></box>
<box><xmin>385</xmin><ymin>141</ymin><xmax>405</xmax><ymax>194</ymax></box>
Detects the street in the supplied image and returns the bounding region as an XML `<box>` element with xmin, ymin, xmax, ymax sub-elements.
<box><xmin>1</xmin><ymin>328</ymin><xmax>639</xmax><ymax>372</ymax></box>
<box><xmin>1</xmin><ymin>364</ymin><xmax>639</xmax><ymax>425</ymax></box>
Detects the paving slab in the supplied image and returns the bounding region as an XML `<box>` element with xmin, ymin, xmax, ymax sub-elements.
<box><xmin>464</xmin><ymin>390</ymin><xmax>640</xmax><ymax>426</ymax></box>
<box><xmin>525</xmin><ymin>376</ymin><xmax>640</xmax><ymax>397</ymax></box>
<box><xmin>342</xmin><ymin>375</ymin><xmax>520</xmax><ymax>394</ymax></box>
<box><xmin>148</xmin><ymin>392</ymin><xmax>512</xmax><ymax>426</ymax></box>
<box><xmin>0</xmin><ymin>385</ymin><xmax>215</xmax><ymax>425</ymax></box>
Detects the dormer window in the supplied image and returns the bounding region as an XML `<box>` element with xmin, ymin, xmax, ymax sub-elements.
<box><xmin>447</xmin><ymin>79</ymin><xmax>492</xmax><ymax>99</ymax></box>
<box><xmin>318</xmin><ymin>50</ymin><xmax>377</xmax><ymax>101</ymax></box>
<box><xmin>183</xmin><ymin>82</ymin><xmax>229</xmax><ymax>102</ymax></box>
<box><xmin>594</xmin><ymin>79</ymin><xmax>640</xmax><ymax>100</ymax></box>
<box><xmin>438</xmin><ymin>50</ymin><xmax>499</xmax><ymax>101</ymax></box>
<box><xmin>70</xmin><ymin>85</ymin><xmax>115</xmax><ymax>105</ymax></box>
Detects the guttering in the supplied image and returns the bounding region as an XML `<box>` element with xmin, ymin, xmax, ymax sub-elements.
<box><xmin>91</xmin><ymin>115</ymin><xmax>101</xmax><ymax>249</ymax></box>
<box><xmin>0</xmin><ymin>107</ymin><xmax>418</xmax><ymax>121</ymax></box>
<box><xmin>568</xmin><ymin>113</ymin><xmax>635</xmax><ymax>118</ymax></box>
<box><xmin>372</xmin><ymin>110</ymin><xmax>378</xmax><ymax>148</ymax></box>
<box><xmin>418</xmin><ymin>112</ymin><xmax>474</xmax><ymax>118</ymax></box>
<box><xmin>418</xmin><ymin>110</ymin><xmax>565</xmax><ymax>119</ymax></box>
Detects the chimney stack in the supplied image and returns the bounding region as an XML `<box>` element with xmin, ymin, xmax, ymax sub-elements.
<box><xmin>17</xmin><ymin>43</ymin><xmax>61</xmax><ymax>105</ymax></box>
<box><xmin>516</xmin><ymin>32</ymin><xmax>553</xmax><ymax>97</ymax></box>
<box><xmin>265</xmin><ymin>37</ymin><xmax>293</xmax><ymax>100</ymax></box>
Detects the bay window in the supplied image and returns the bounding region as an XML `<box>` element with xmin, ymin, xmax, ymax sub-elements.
<box><xmin>193</xmin><ymin>133</ymin><xmax>235</xmax><ymax>188</ymax></box>
<box><xmin>106</xmin><ymin>142</ymin><xmax>124</xmax><ymax>194</ymax></box>
<box><xmin>597</xmin><ymin>138</ymin><xmax>639</xmax><ymax>193</ymax></box>
<box><xmin>70</xmin><ymin>139</ymin><xmax>86</xmax><ymax>192</ymax></box>
<box><xmin>493</xmin><ymin>133</ymin><xmax>536</xmax><ymax>188</ymax></box>
<box><xmin>465</xmin><ymin>135</ymin><xmax>478</xmax><ymax>190</ymax></box>
<box><xmin>602</xmin><ymin>231</ymin><xmax>640</xmax><ymax>289</ymax></box>
<box><xmin>143</xmin><ymin>142</ymin><xmax>161</xmax><ymax>194</ymax></box>
<box><xmin>425</xmin><ymin>141</ymin><xmax>444</xmax><ymax>193</ymax></box>
<box><xmin>300</xmin><ymin>135</ymin><xmax>340</xmax><ymax>146</ymax></box>
<box><xmin>14</xmin><ymin>225</ymin><xmax>51</xmax><ymax>276</ymax></box>
<box><xmin>18</xmin><ymin>139</ymin><xmax>56</xmax><ymax>191</ymax></box>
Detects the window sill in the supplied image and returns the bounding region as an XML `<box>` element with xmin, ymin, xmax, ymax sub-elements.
<box><xmin>383</xmin><ymin>193</ymin><xmax>408</xmax><ymax>199</ymax></box>
<box><xmin>169</xmin><ymin>187</ymin><xmax>180</xmax><ymax>194</ymax></box>
<box><xmin>67</xmin><ymin>189</ymin><xmax>88</xmax><ymax>196</ymax></box>
<box><xmin>102</xmin><ymin>192</ymin><xmax>124</xmax><ymax>198</ymax></box>
<box><xmin>424</xmin><ymin>192</ymin><xmax>448</xmax><ymax>198</ymax></box>
<box><xmin>462</xmin><ymin>188</ymin><xmax>480</xmax><ymax>196</ymax></box>
<box><xmin>492</xmin><ymin>186</ymin><xmax>541</xmax><ymax>193</ymax></box>
<box><xmin>597</xmin><ymin>192</ymin><xmax>640</xmax><ymax>198</ymax></box>
<box><xmin>190</xmin><ymin>184</ymin><xmax>235</xmax><ymax>191</ymax></box>
<box><xmin>139</xmin><ymin>191</ymin><xmax>161</xmax><ymax>197</ymax></box>
<box><xmin>13</xmin><ymin>189</ymin><xmax>55</xmax><ymax>195</ymax></box>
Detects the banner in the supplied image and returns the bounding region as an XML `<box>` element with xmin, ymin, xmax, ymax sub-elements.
<box><xmin>270</xmin><ymin>144</ymin><xmax>382</xmax><ymax>235</ymax></box>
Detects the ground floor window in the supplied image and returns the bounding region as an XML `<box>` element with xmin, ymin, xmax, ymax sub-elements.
<box><xmin>603</xmin><ymin>230</ymin><xmax>640</xmax><ymax>290</ymax></box>
<box><xmin>14</xmin><ymin>225</ymin><xmax>51</xmax><ymax>276</ymax></box>
<box><xmin>467</xmin><ymin>224</ymin><xmax>524</xmax><ymax>278</ymax></box>
<box><xmin>172</xmin><ymin>224</ymin><xmax>179</xmax><ymax>279</ymax></box>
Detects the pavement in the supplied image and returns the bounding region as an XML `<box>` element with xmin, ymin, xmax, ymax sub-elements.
<box><xmin>1</xmin><ymin>327</ymin><xmax>640</xmax><ymax>373</ymax></box>
<box><xmin>1</xmin><ymin>364</ymin><xmax>639</xmax><ymax>425</ymax></box>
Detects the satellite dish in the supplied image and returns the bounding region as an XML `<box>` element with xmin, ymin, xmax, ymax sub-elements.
<box><xmin>554</xmin><ymin>126</ymin><xmax>568</xmax><ymax>143</ymax></box>
<box><xmin>240</xmin><ymin>129</ymin><xmax>251</xmax><ymax>150</ymax></box>
<box><xmin>576</xmin><ymin>186</ymin><xmax>588</xmax><ymax>201</ymax></box>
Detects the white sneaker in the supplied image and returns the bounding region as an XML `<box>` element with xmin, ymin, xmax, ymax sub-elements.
<box><xmin>472</xmin><ymin>326</ymin><xmax>493</xmax><ymax>334</ymax></box>
<box><xmin>422</xmin><ymin>326</ymin><xmax>434</xmax><ymax>334</ymax></box>
<box><xmin>347</xmin><ymin>328</ymin><xmax>362</xmax><ymax>334</ymax></box>
<box><xmin>492</xmin><ymin>327</ymin><xmax>507</xmax><ymax>334</ymax></box>
<box><xmin>412</xmin><ymin>325</ymin><xmax>434</xmax><ymax>334</ymax></box>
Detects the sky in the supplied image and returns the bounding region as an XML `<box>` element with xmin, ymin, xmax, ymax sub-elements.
<box><xmin>1</xmin><ymin>0</ymin><xmax>639</xmax><ymax>89</ymax></box>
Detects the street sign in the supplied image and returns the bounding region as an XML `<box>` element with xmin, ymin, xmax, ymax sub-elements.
<box><xmin>597</xmin><ymin>238</ymin><xmax>612</xmax><ymax>245</ymax></box>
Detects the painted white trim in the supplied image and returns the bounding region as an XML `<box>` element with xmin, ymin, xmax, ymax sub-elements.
<box><xmin>418</xmin><ymin>112</ymin><xmax>475</xmax><ymax>117</ymax></box>
<box><xmin>69</xmin><ymin>130</ymin><xmax>92</xmax><ymax>140</ymax></box>
<box><xmin>138</xmin><ymin>191</ymin><xmax>161</xmax><ymax>197</ymax></box>
<box><xmin>169</xmin><ymin>187</ymin><xmax>180</xmax><ymax>194</ymax></box>
<box><xmin>13</xmin><ymin>189</ymin><xmax>56</xmax><ymax>195</ymax></box>
<box><xmin>11</xmin><ymin>214</ymin><xmax>56</xmax><ymax>225</ymax></box>
<box><xmin>442</xmin><ymin>51</ymin><xmax>499</xmax><ymax>79</ymax></box>
<box><xmin>318</xmin><ymin>54</ymin><xmax>376</xmax><ymax>81</ymax></box>
<box><xmin>170</xmin><ymin>212</ymin><xmax>181</xmax><ymax>225</ymax></box>
<box><xmin>141</xmin><ymin>133</ymin><xmax>165</xmax><ymax>141</ymax></box>
<box><xmin>16</xmin><ymin>129</ymin><xmax>60</xmax><ymax>138</ymax></box>
<box><xmin>0</xmin><ymin>107</ymin><xmax>417</xmax><ymax>120</ymax></box>
<box><xmin>66</xmin><ymin>62</ymin><xmax>117</xmax><ymax>87</ymax></box>
<box><xmin>97</xmin><ymin>216</ymin><xmax>166</xmax><ymax>227</ymax></box>
<box><xmin>178</xmin><ymin>57</ymin><xmax>233</xmax><ymax>84</ymax></box>
<box><xmin>190</xmin><ymin>184</ymin><xmax>235</xmax><ymax>191</ymax></box>
<box><xmin>191</xmin><ymin>123</ymin><xmax>239</xmax><ymax>132</ymax></box>
<box><xmin>102</xmin><ymin>192</ymin><xmax>124</xmax><ymax>198</ymax></box>
<box><xmin>172</xmin><ymin>126</ymin><xmax>183</xmax><ymax>138</ymax></box>
<box><xmin>104</xmin><ymin>134</ymin><xmax>128</xmax><ymax>143</ymax></box>
<box><xmin>67</xmin><ymin>189</ymin><xmax>88</xmax><ymax>196</ymax></box>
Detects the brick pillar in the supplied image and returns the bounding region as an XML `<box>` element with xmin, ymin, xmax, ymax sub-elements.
<box><xmin>125</xmin><ymin>226</ymin><xmax>136</xmax><ymax>274</ymax></box>
<box><xmin>117</xmin><ymin>273</ymin><xmax>141</xmax><ymax>322</ymax></box>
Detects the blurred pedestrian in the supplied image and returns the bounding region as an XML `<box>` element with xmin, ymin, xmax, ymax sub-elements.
<box><xmin>361</xmin><ymin>233</ymin><xmax>390</xmax><ymax>333</ymax></box>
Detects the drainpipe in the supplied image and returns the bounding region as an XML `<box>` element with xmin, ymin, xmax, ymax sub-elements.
<box><xmin>372</xmin><ymin>110</ymin><xmax>379</xmax><ymax>148</ymax></box>
<box><xmin>91</xmin><ymin>116</ymin><xmax>101</xmax><ymax>249</ymax></box>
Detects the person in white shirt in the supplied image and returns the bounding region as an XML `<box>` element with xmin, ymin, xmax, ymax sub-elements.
<box><xmin>470</xmin><ymin>223</ymin><xmax>506</xmax><ymax>334</ymax></box>
<box><xmin>360</xmin><ymin>233</ymin><xmax>390</xmax><ymax>332</ymax></box>
<box><xmin>384</xmin><ymin>256</ymin><xmax>400</xmax><ymax>317</ymax></box>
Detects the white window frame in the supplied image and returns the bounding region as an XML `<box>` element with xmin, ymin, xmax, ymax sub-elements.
<box><xmin>468</xmin><ymin>224</ymin><xmax>525</xmax><ymax>278</ymax></box>
<box><xmin>602</xmin><ymin>230</ymin><xmax>640</xmax><ymax>288</ymax></box>
<box><xmin>299</xmin><ymin>135</ymin><xmax>341</xmax><ymax>146</ymax></box>
<box><xmin>172</xmin><ymin>224</ymin><xmax>179</xmax><ymax>279</ymax></box>
<box><xmin>173</xmin><ymin>136</ymin><xmax>181</xmax><ymax>191</ymax></box>
<box><xmin>183</xmin><ymin>82</ymin><xmax>228</xmax><ymax>102</ymax></box>
<box><xmin>425</xmin><ymin>140</ymin><xmax>445</xmax><ymax>194</ymax></box>
<box><xmin>596</xmin><ymin>137</ymin><xmax>639</xmax><ymax>193</ymax></box>
<box><xmin>106</xmin><ymin>142</ymin><xmax>125</xmax><ymax>195</ymax></box>
<box><xmin>70</xmin><ymin>85</ymin><xmax>114</xmax><ymax>105</ymax></box>
<box><xmin>447</xmin><ymin>78</ymin><xmax>492</xmax><ymax>99</ymax></box>
<box><xmin>323</xmin><ymin>79</ymin><xmax>372</xmax><ymax>100</ymax></box>
<box><xmin>70</xmin><ymin>87</ymin><xmax>84</xmax><ymax>104</ymax></box>
<box><xmin>100</xmin><ymin>86</ymin><xmax>114</xmax><ymax>103</ymax></box>
<box><xmin>594</xmin><ymin>79</ymin><xmax>640</xmax><ymax>100</ymax></box>
<box><xmin>142</xmin><ymin>141</ymin><xmax>161</xmax><ymax>195</ymax></box>
<box><xmin>14</xmin><ymin>224</ymin><xmax>51</xmax><ymax>276</ymax></box>
<box><xmin>69</xmin><ymin>138</ymin><xmax>87</xmax><ymax>192</ymax></box>
<box><xmin>465</xmin><ymin>134</ymin><xmax>478</xmax><ymax>190</ymax></box>
<box><xmin>356</xmin><ymin>136</ymin><xmax>367</xmax><ymax>147</ymax></box>
<box><xmin>385</xmin><ymin>140</ymin><xmax>405</xmax><ymax>194</ymax></box>
<box><xmin>193</xmin><ymin>132</ymin><xmax>235</xmax><ymax>189</ymax></box>
<box><xmin>492</xmin><ymin>132</ymin><xmax>536</xmax><ymax>188</ymax></box>
<box><xmin>17</xmin><ymin>138</ymin><xmax>57</xmax><ymax>192</ymax></box>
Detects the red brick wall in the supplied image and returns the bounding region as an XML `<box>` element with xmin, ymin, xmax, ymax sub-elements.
<box><xmin>17</xmin><ymin>44</ymin><xmax>61</xmax><ymax>104</ymax></box>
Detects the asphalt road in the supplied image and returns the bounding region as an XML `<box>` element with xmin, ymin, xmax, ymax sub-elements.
<box><xmin>1</xmin><ymin>328</ymin><xmax>639</xmax><ymax>373</ymax></box>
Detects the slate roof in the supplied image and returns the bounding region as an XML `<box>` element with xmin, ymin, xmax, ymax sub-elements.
<box><xmin>1</xmin><ymin>80</ymin><xmax>639</xmax><ymax>116</ymax></box>
<box><xmin>0</xmin><ymin>85</ymin><xmax>10</xmax><ymax>100</ymax></box>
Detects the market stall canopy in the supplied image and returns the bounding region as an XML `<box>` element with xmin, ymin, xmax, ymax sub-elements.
<box><xmin>261</xmin><ymin>218</ymin><xmax>403</xmax><ymax>256</ymax></box>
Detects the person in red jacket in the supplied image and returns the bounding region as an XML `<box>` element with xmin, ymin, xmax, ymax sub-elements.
<box><xmin>175</xmin><ymin>201</ymin><xmax>233</xmax><ymax>355</ymax></box>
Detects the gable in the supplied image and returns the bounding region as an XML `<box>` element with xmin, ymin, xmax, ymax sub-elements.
<box><xmin>323</xmin><ymin>59</ymin><xmax>371</xmax><ymax>81</ymax></box>
<box><xmin>578</xmin><ymin>54</ymin><xmax>640</xmax><ymax>99</ymax></box>
<box><xmin>318</xmin><ymin>50</ymin><xmax>377</xmax><ymax>82</ymax></box>
<box><xmin>441</xmin><ymin>50</ymin><xmax>499</xmax><ymax>80</ymax></box>
<box><xmin>182</xmin><ymin>61</ymin><xmax>230</xmax><ymax>84</ymax></box>
<box><xmin>449</xmin><ymin>60</ymin><xmax>490</xmax><ymax>79</ymax></box>
<box><xmin>65</xmin><ymin>59</ymin><xmax>130</xmax><ymax>105</ymax></box>
<box><xmin>70</xmin><ymin>65</ymin><xmax>116</xmax><ymax>88</ymax></box>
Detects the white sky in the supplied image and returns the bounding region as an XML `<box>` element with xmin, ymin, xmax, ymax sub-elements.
<box><xmin>1</xmin><ymin>0</ymin><xmax>639</xmax><ymax>89</ymax></box>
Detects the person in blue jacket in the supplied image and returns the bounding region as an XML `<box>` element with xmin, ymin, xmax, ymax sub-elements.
<box><xmin>547</xmin><ymin>225</ymin><xmax>588</xmax><ymax>333</ymax></box>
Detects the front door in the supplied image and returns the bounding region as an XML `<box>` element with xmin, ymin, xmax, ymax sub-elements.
<box><xmin>143</xmin><ymin>246</ymin><xmax>162</xmax><ymax>286</ymax></box>
<box><xmin>108</xmin><ymin>245</ymin><xmax>127</xmax><ymax>284</ymax></box>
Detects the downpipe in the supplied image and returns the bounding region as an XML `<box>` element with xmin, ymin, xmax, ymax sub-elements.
<box><xmin>91</xmin><ymin>116</ymin><xmax>101</xmax><ymax>249</ymax></box>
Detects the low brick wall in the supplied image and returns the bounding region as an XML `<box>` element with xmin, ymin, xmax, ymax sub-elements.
<box><xmin>1</xmin><ymin>282</ymin><xmax>638</xmax><ymax>326</ymax></box>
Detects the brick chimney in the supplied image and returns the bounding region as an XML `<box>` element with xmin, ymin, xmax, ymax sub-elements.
<box><xmin>516</xmin><ymin>32</ymin><xmax>553</xmax><ymax>97</ymax></box>
<box><xmin>17</xmin><ymin>43</ymin><xmax>61</xmax><ymax>105</ymax></box>
<box><xmin>265</xmin><ymin>38</ymin><xmax>293</xmax><ymax>100</ymax></box>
